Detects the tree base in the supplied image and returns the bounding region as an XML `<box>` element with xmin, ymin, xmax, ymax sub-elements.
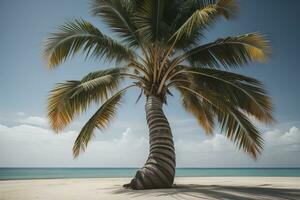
<box><xmin>123</xmin><ymin>182</ymin><xmax>133</xmax><ymax>189</ymax></box>
<box><xmin>122</xmin><ymin>169</ymin><xmax>174</xmax><ymax>190</ymax></box>
<box><xmin>123</xmin><ymin>180</ymin><xmax>174</xmax><ymax>190</ymax></box>
<box><xmin>123</xmin><ymin>179</ymin><xmax>140</xmax><ymax>190</ymax></box>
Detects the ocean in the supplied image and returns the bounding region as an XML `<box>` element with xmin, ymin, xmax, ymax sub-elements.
<box><xmin>1</xmin><ymin>168</ymin><xmax>300</xmax><ymax>180</ymax></box>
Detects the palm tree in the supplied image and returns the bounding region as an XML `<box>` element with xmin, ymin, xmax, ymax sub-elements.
<box><xmin>44</xmin><ymin>0</ymin><xmax>273</xmax><ymax>190</ymax></box>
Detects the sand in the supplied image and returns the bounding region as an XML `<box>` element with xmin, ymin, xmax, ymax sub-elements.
<box><xmin>1</xmin><ymin>177</ymin><xmax>300</xmax><ymax>200</ymax></box>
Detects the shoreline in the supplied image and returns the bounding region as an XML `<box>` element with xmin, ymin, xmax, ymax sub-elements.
<box><xmin>1</xmin><ymin>177</ymin><xmax>300</xmax><ymax>200</ymax></box>
<box><xmin>1</xmin><ymin>175</ymin><xmax>300</xmax><ymax>181</ymax></box>
<box><xmin>1</xmin><ymin>168</ymin><xmax>299</xmax><ymax>181</ymax></box>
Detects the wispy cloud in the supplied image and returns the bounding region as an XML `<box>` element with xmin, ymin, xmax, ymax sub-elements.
<box><xmin>19</xmin><ymin>116</ymin><xmax>48</xmax><ymax>127</ymax></box>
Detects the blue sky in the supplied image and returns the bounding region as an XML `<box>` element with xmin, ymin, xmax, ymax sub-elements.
<box><xmin>0</xmin><ymin>0</ymin><xmax>299</xmax><ymax>167</ymax></box>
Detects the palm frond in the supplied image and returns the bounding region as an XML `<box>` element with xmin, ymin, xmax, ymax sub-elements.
<box><xmin>72</xmin><ymin>85</ymin><xmax>134</xmax><ymax>157</ymax></box>
<box><xmin>180</xmin><ymin>32</ymin><xmax>271</xmax><ymax>69</ymax></box>
<box><xmin>44</xmin><ymin>19</ymin><xmax>135</xmax><ymax>68</ymax></box>
<box><xmin>91</xmin><ymin>0</ymin><xmax>140</xmax><ymax>47</ymax></box>
<box><xmin>171</xmin><ymin>5</ymin><xmax>218</xmax><ymax>41</ymax></box>
<box><xmin>216</xmin><ymin>103</ymin><xmax>263</xmax><ymax>158</ymax></box>
<box><xmin>73</xmin><ymin>68</ymin><xmax>126</xmax><ymax>97</ymax></box>
<box><xmin>179</xmin><ymin>66</ymin><xmax>274</xmax><ymax>123</ymax></box>
<box><xmin>178</xmin><ymin>87</ymin><xmax>215</xmax><ymax>134</ymax></box>
<box><xmin>176</xmin><ymin>85</ymin><xmax>263</xmax><ymax>158</ymax></box>
<box><xmin>48</xmin><ymin>68</ymin><xmax>124</xmax><ymax>132</ymax></box>
<box><xmin>216</xmin><ymin>0</ymin><xmax>239</xmax><ymax>19</ymax></box>
<box><xmin>168</xmin><ymin>0</ymin><xmax>238</xmax><ymax>49</ymax></box>
<box><xmin>135</xmin><ymin>0</ymin><xmax>167</xmax><ymax>43</ymax></box>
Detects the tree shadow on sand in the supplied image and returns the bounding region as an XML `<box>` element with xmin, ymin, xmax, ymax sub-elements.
<box><xmin>111</xmin><ymin>184</ymin><xmax>300</xmax><ymax>200</ymax></box>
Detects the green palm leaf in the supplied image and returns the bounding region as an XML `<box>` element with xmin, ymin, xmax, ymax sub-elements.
<box><xmin>73</xmin><ymin>85</ymin><xmax>134</xmax><ymax>157</ymax></box>
<box><xmin>91</xmin><ymin>0</ymin><xmax>140</xmax><ymax>47</ymax></box>
<box><xmin>48</xmin><ymin>68</ymin><xmax>124</xmax><ymax>132</ymax></box>
<box><xmin>135</xmin><ymin>0</ymin><xmax>166</xmax><ymax>43</ymax></box>
<box><xmin>44</xmin><ymin>19</ymin><xmax>135</xmax><ymax>68</ymax></box>
<box><xmin>215</xmin><ymin>101</ymin><xmax>263</xmax><ymax>158</ymax></box>
<box><xmin>170</xmin><ymin>0</ymin><xmax>238</xmax><ymax>42</ymax></box>
<box><xmin>176</xmin><ymin>85</ymin><xmax>263</xmax><ymax>158</ymax></box>
<box><xmin>178</xmin><ymin>87</ymin><xmax>215</xmax><ymax>134</ymax></box>
<box><xmin>179</xmin><ymin>66</ymin><xmax>274</xmax><ymax>123</ymax></box>
<box><xmin>73</xmin><ymin>68</ymin><xmax>126</xmax><ymax>97</ymax></box>
<box><xmin>181</xmin><ymin>33</ymin><xmax>271</xmax><ymax>69</ymax></box>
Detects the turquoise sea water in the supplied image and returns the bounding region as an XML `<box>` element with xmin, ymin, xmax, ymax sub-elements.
<box><xmin>1</xmin><ymin>168</ymin><xmax>300</xmax><ymax>180</ymax></box>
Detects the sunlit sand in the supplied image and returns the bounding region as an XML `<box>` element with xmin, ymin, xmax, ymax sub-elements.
<box><xmin>1</xmin><ymin>177</ymin><xmax>300</xmax><ymax>200</ymax></box>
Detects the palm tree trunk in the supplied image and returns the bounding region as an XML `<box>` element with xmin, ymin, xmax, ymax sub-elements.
<box><xmin>124</xmin><ymin>95</ymin><xmax>176</xmax><ymax>190</ymax></box>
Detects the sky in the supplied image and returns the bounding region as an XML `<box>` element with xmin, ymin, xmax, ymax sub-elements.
<box><xmin>0</xmin><ymin>0</ymin><xmax>299</xmax><ymax>168</ymax></box>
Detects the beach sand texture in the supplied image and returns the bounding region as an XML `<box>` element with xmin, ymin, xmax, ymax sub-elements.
<box><xmin>1</xmin><ymin>177</ymin><xmax>300</xmax><ymax>200</ymax></box>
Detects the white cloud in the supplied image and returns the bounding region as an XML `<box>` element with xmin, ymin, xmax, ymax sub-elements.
<box><xmin>19</xmin><ymin>116</ymin><xmax>48</xmax><ymax>127</ymax></box>
<box><xmin>0</xmin><ymin>119</ymin><xmax>299</xmax><ymax>167</ymax></box>
<box><xmin>0</xmin><ymin>123</ymin><xmax>148</xmax><ymax>167</ymax></box>
<box><xmin>264</xmin><ymin>127</ymin><xmax>300</xmax><ymax>152</ymax></box>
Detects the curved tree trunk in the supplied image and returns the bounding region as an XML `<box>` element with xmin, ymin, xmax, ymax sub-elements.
<box><xmin>124</xmin><ymin>95</ymin><xmax>176</xmax><ymax>190</ymax></box>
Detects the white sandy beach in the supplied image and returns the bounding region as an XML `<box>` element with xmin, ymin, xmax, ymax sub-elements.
<box><xmin>1</xmin><ymin>177</ymin><xmax>300</xmax><ymax>200</ymax></box>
